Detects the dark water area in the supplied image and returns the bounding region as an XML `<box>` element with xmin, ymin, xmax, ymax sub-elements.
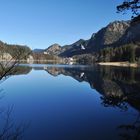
<box><xmin>0</xmin><ymin>64</ymin><xmax>140</xmax><ymax>140</ymax></box>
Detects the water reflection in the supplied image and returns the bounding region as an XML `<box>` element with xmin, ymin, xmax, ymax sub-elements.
<box><xmin>42</xmin><ymin>66</ymin><xmax>140</xmax><ymax>111</ymax></box>
<box><xmin>37</xmin><ymin>65</ymin><xmax>140</xmax><ymax>140</ymax></box>
<box><xmin>1</xmin><ymin>64</ymin><xmax>140</xmax><ymax>140</ymax></box>
<box><xmin>118</xmin><ymin>112</ymin><xmax>140</xmax><ymax>140</ymax></box>
<box><xmin>0</xmin><ymin>66</ymin><xmax>31</xmax><ymax>140</ymax></box>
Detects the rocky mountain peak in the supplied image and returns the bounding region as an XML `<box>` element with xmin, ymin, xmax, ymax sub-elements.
<box><xmin>42</xmin><ymin>20</ymin><xmax>140</xmax><ymax>58</ymax></box>
<box><xmin>44</xmin><ymin>44</ymin><xmax>62</xmax><ymax>55</ymax></box>
<box><xmin>87</xmin><ymin>20</ymin><xmax>130</xmax><ymax>51</ymax></box>
<box><xmin>107</xmin><ymin>20</ymin><xmax>130</xmax><ymax>33</ymax></box>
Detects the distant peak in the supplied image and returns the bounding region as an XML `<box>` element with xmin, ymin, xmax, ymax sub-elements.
<box><xmin>51</xmin><ymin>43</ymin><xmax>60</xmax><ymax>46</ymax></box>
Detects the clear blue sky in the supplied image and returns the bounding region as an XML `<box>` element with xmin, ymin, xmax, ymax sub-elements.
<box><xmin>0</xmin><ymin>0</ymin><xmax>131</xmax><ymax>49</ymax></box>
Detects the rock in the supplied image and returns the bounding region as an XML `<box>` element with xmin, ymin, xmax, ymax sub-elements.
<box><xmin>0</xmin><ymin>53</ymin><xmax>12</xmax><ymax>61</ymax></box>
<box><xmin>44</xmin><ymin>44</ymin><xmax>62</xmax><ymax>55</ymax></box>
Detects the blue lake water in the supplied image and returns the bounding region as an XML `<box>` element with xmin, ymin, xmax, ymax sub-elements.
<box><xmin>0</xmin><ymin>64</ymin><xmax>140</xmax><ymax>140</ymax></box>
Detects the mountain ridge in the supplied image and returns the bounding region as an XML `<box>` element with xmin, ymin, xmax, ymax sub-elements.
<box><xmin>43</xmin><ymin>19</ymin><xmax>139</xmax><ymax>58</ymax></box>
<box><xmin>0</xmin><ymin>19</ymin><xmax>140</xmax><ymax>63</ymax></box>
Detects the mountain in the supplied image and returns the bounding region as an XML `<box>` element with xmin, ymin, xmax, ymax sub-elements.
<box><xmin>59</xmin><ymin>39</ymin><xmax>89</xmax><ymax>57</ymax></box>
<box><xmin>117</xmin><ymin>19</ymin><xmax>140</xmax><ymax>45</ymax></box>
<box><xmin>0</xmin><ymin>18</ymin><xmax>140</xmax><ymax>63</ymax></box>
<box><xmin>44</xmin><ymin>44</ymin><xmax>62</xmax><ymax>55</ymax></box>
<box><xmin>44</xmin><ymin>20</ymin><xmax>133</xmax><ymax>57</ymax></box>
<box><xmin>43</xmin><ymin>19</ymin><xmax>140</xmax><ymax>63</ymax></box>
<box><xmin>87</xmin><ymin>20</ymin><xmax>130</xmax><ymax>51</ymax></box>
<box><xmin>43</xmin><ymin>39</ymin><xmax>89</xmax><ymax>57</ymax></box>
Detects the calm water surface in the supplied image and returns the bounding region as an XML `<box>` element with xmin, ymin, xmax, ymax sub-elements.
<box><xmin>0</xmin><ymin>64</ymin><xmax>140</xmax><ymax>140</ymax></box>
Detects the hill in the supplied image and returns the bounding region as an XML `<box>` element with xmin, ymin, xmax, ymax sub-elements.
<box><xmin>43</xmin><ymin>19</ymin><xmax>140</xmax><ymax>64</ymax></box>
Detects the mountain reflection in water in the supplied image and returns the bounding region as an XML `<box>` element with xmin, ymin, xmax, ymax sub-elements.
<box><xmin>43</xmin><ymin>65</ymin><xmax>140</xmax><ymax>140</ymax></box>
<box><xmin>1</xmin><ymin>64</ymin><xmax>140</xmax><ymax>140</ymax></box>
<box><xmin>31</xmin><ymin>65</ymin><xmax>140</xmax><ymax>112</ymax></box>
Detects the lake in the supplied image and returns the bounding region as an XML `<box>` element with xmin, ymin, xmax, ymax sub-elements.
<box><xmin>0</xmin><ymin>64</ymin><xmax>140</xmax><ymax>140</ymax></box>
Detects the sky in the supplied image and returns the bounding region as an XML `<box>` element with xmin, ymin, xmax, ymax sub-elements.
<box><xmin>0</xmin><ymin>0</ymin><xmax>132</xmax><ymax>49</ymax></box>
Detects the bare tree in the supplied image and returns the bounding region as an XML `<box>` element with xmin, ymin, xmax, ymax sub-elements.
<box><xmin>117</xmin><ymin>0</ymin><xmax>140</xmax><ymax>17</ymax></box>
<box><xmin>0</xmin><ymin>105</ymin><xmax>30</xmax><ymax>140</ymax></box>
<box><xmin>118</xmin><ymin>112</ymin><xmax>140</xmax><ymax>140</ymax></box>
<box><xmin>0</xmin><ymin>45</ymin><xmax>31</xmax><ymax>140</ymax></box>
<box><xmin>0</xmin><ymin>86</ymin><xmax>30</xmax><ymax>140</ymax></box>
<box><xmin>0</xmin><ymin>45</ymin><xmax>31</xmax><ymax>80</ymax></box>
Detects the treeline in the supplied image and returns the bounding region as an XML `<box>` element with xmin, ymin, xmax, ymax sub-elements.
<box><xmin>0</xmin><ymin>40</ymin><xmax>64</xmax><ymax>62</ymax></box>
<box><xmin>0</xmin><ymin>41</ymin><xmax>31</xmax><ymax>60</ymax></box>
<box><xmin>32</xmin><ymin>52</ymin><xmax>61</xmax><ymax>60</ymax></box>
<box><xmin>98</xmin><ymin>43</ymin><xmax>140</xmax><ymax>63</ymax></box>
<box><xmin>74</xmin><ymin>43</ymin><xmax>140</xmax><ymax>64</ymax></box>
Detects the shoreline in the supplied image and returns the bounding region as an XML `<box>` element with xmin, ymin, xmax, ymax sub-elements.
<box><xmin>98</xmin><ymin>62</ymin><xmax>139</xmax><ymax>68</ymax></box>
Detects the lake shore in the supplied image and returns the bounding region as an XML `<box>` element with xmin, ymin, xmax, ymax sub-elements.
<box><xmin>98</xmin><ymin>62</ymin><xmax>139</xmax><ymax>68</ymax></box>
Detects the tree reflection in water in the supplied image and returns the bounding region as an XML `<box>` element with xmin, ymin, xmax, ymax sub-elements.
<box><xmin>0</xmin><ymin>105</ymin><xmax>29</xmax><ymax>140</ymax></box>
<box><xmin>100</xmin><ymin>96</ymin><xmax>128</xmax><ymax>111</ymax></box>
<box><xmin>100</xmin><ymin>87</ymin><xmax>140</xmax><ymax>139</ymax></box>
<box><xmin>0</xmin><ymin>64</ymin><xmax>140</xmax><ymax>140</ymax></box>
<box><xmin>0</xmin><ymin>65</ymin><xmax>31</xmax><ymax>140</ymax></box>
<box><xmin>118</xmin><ymin>112</ymin><xmax>140</xmax><ymax>140</ymax></box>
<box><xmin>42</xmin><ymin>65</ymin><xmax>140</xmax><ymax>140</ymax></box>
